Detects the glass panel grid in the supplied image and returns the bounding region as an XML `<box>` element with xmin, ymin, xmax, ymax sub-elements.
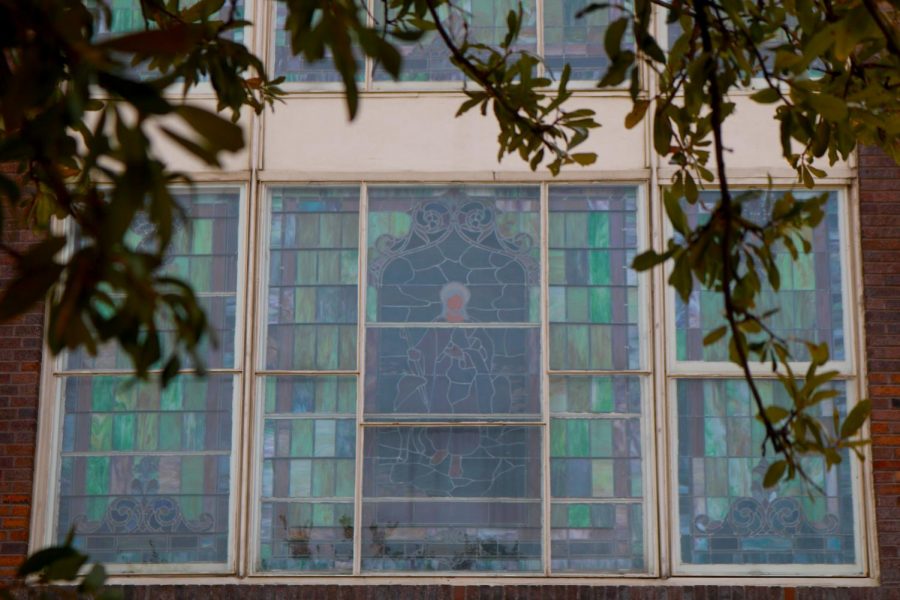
<box><xmin>57</xmin><ymin>374</ymin><xmax>234</xmax><ymax>565</ymax></box>
<box><xmin>548</xmin><ymin>186</ymin><xmax>640</xmax><ymax>371</ymax></box>
<box><xmin>265</xmin><ymin>186</ymin><xmax>360</xmax><ymax>371</ymax></box>
<box><xmin>674</xmin><ymin>190</ymin><xmax>845</xmax><ymax>364</ymax></box>
<box><xmin>372</xmin><ymin>1</ymin><xmax>538</xmax><ymax>83</ymax></box>
<box><xmin>674</xmin><ymin>379</ymin><xmax>858</xmax><ymax>568</ymax></box>
<box><xmin>281</xmin><ymin>1</ymin><xmax>620</xmax><ymax>85</ymax></box>
<box><xmin>543</xmin><ymin>1</ymin><xmax>633</xmax><ymax>81</ymax></box>
<box><xmin>90</xmin><ymin>0</ymin><xmax>245</xmax><ymax>80</ymax></box>
<box><xmin>361</xmin><ymin>426</ymin><xmax>543</xmax><ymax>572</ymax></box>
<box><xmin>63</xmin><ymin>187</ymin><xmax>242</xmax><ymax>372</ymax></box>
<box><xmin>548</xmin><ymin>375</ymin><xmax>646</xmax><ymax>572</ymax></box>
<box><xmin>271</xmin><ymin>1</ymin><xmax>364</xmax><ymax>84</ymax></box>
<box><xmin>258</xmin><ymin>376</ymin><xmax>357</xmax><ymax>572</ymax></box>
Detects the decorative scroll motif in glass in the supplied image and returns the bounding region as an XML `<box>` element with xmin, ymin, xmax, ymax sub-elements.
<box><xmin>266</xmin><ymin>187</ymin><xmax>359</xmax><ymax>371</ymax></box>
<box><xmin>677</xmin><ymin>379</ymin><xmax>857</xmax><ymax>566</ymax></box>
<box><xmin>676</xmin><ymin>191</ymin><xmax>844</xmax><ymax>362</ymax></box>
<box><xmin>549</xmin><ymin>186</ymin><xmax>639</xmax><ymax>370</ymax></box>
<box><xmin>373</xmin><ymin>1</ymin><xmax>537</xmax><ymax>82</ymax></box>
<box><xmin>361</xmin><ymin>426</ymin><xmax>542</xmax><ymax>572</ymax></box>
<box><xmin>543</xmin><ymin>1</ymin><xmax>632</xmax><ymax>81</ymax></box>
<box><xmin>271</xmin><ymin>2</ymin><xmax>363</xmax><ymax>84</ymax></box>
<box><xmin>366</xmin><ymin>186</ymin><xmax>541</xmax><ymax>420</ymax></box>
<box><xmin>57</xmin><ymin>375</ymin><xmax>233</xmax><ymax>564</ymax></box>
<box><xmin>549</xmin><ymin>375</ymin><xmax>644</xmax><ymax>571</ymax></box>
<box><xmin>65</xmin><ymin>188</ymin><xmax>241</xmax><ymax>371</ymax></box>
<box><xmin>258</xmin><ymin>377</ymin><xmax>356</xmax><ymax>572</ymax></box>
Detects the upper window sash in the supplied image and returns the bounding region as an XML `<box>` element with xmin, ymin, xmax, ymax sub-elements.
<box><xmin>663</xmin><ymin>188</ymin><xmax>853</xmax><ymax>375</ymax></box>
<box><xmin>270</xmin><ymin>0</ymin><xmax>630</xmax><ymax>90</ymax></box>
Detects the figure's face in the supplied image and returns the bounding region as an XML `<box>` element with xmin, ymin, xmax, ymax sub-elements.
<box><xmin>446</xmin><ymin>294</ymin><xmax>464</xmax><ymax>311</ymax></box>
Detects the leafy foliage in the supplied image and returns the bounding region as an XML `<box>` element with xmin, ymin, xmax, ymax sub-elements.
<box><xmin>0</xmin><ymin>531</ymin><xmax>120</xmax><ymax>599</ymax></box>
<box><xmin>1</xmin><ymin>0</ymin><xmax>897</xmax><ymax>484</ymax></box>
<box><xmin>0</xmin><ymin>0</ymin><xmax>283</xmax><ymax>383</ymax></box>
<box><xmin>601</xmin><ymin>0</ymin><xmax>897</xmax><ymax>485</ymax></box>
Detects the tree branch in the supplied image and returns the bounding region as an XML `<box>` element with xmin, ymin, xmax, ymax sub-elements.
<box><xmin>424</xmin><ymin>0</ymin><xmax>568</xmax><ymax>160</ymax></box>
<box><xmin>694</xmin><ymin>0</ymin><xmax>785</xmax><ymax>455</ymax></box>
<box><xmin>862</xmin><ymin>0</ymin><xmax>900</xmax><ymax>59</ymax></box>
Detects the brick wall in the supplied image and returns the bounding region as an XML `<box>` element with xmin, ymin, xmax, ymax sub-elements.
<box><xmin>0</xmin><ymin>185</ymin><xmax>43</xmax><ymax>579</ymax></box>
<box><xmin>859</xmin><ymin>145</ymin><xmax>900</xmax><ymax>586</ymax></box>
<box><xmin>1</xmin><ymin>149</ymin><xmax>899</xmax><ymax>596</ymax></box>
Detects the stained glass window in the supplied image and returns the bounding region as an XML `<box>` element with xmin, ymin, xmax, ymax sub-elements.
<box><xmin>362</xmin><ymin>185</ymin><xmax>544</xmax><ymax>572</ymax></box>
<box><xmin>258</xmin><ymin>377</ymin><xmax>356</xmax><ymax>572</ymax></box>
<box><xmin>65</xmin><ymin>189</ymin><xmax>241</xmax><ymax>371</ymax></box>
<box><xmin>548</xmin><ymin>186</ymin><xmax>640</xmax><ymax>371</ymax></box>
<box><xmin>548</xmin><ymin>186</ymin><xmax>647</xmax><ymax>573</ymax></box>
<box><xmin>362</xmin><ymin>426</ymin><xmax>543</xmax><ymax>571</ymax></box>
<box><xmin>365</xmin><ymin>186</ymin><xmax>541</xmax><ymax>421</ymax></box>
<box><xmin>676</xmin><ymin>379</ymin><xmax>857</xmax><ymax>566</ymax></box>
<box><xmin>90</xmin><ymin>0</ymin><xmax>245</xmax><ymax>80</ymax></box>
<box><xmin>675</xmin><ymin>191</ymin><xmax>845</xmax><ymax>363</ymax></box>
<box><xmin>266</xmin><ymin>187</ymin><xmax>359</xmax><ymax>371</ymax></box>
<box><xmin>543</xmin><ymin>1</ymin><xmax>631</xmax><ymax>81</ymax></box>
<box><xmin>43</xmin><ymin>179</ymin><xmax>866</xmax><ymax>578</ymax></box>
<box><xmin>57</xmin><ymin>375</ymin><xmax>234</xmax><ymax>564</ymax></box>
<box><xmin>257</xmin><ymin>187</ymin><xmax>361</xmax><ymax>572</ymax></box>
<box><xmin>271</xmin><ymin>2</ymin><xmax>364</xmax><ymax>84</ymax></box>
<box><xmin>373</xmin><ymin>1</ymin><xmax>538</xmax><ymax>83</ymax></box>
<box><xmin>53</xmin><ymin>187</ymin><xmax>242</xmax><ymax>566</ymax></box>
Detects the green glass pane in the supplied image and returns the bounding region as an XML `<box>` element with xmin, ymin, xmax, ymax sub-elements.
<box><xmin>549</xmin><ymin>186</ymin><xmax>640</xmax><ymax>370</ymax></box>
<box><xmin>676</xmin><ymin>191</ymin><xmax>844</xmax><ymax>362</ymax></box>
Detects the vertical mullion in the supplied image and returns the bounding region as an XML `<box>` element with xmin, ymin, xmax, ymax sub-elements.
<box><xmin>233</xmin><ymin>181</ymin><xmax>256</xmax><ymax>576</ymax></box>
<box><xmin>840</xmin><ymin>185</ymin><xmax>870</xmax><ymax>575</ymax></box>
<box><xmin>365</xmin><ymin>0</ymin><xmax>374</xmax><ymax>91</ymax></box>
<box><xmin>540</xmin><ymin>182</ymin><xmax>551</xmax><ymax>576</ymax></box>
<box><xmin>352</xmin><ymin>182</ymin><xmax>368</xmax><ymax>575</ymax></box>
<box><xmin>636</xmin><ymin>182</ymin><xmax>660</xmax><ymax>577</ymax></box>
<box><xmin>535</xmin><ymin>0</ymin><xmax>544</xmax><ymax>79</ymax></box>
<box><xmin>32</xmin><ymin>216</ymin><xmax>73</xmax><ymax>552</ymax></box>
<box><xmin>653</xmin><ymin>177</ymin><xmax>675</xmax><ymax>577</ymax></box>
<box><xmin>245</xmin><ymin>182</ymin><xmax>270</xmax><ymax>575</ymax></box>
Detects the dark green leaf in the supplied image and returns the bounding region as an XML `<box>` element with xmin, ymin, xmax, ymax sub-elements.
<box><xmin>840</xmin><ymin>399</ymin><xmax>871</xmax><ymax>439</ymax></box>
<box><xmin>176</xmin><ymin>106</ymin><xmax>244</xmax><ymax>153</ymax></box>
<box><xmin>763</xmin><ymin>460</ymin><xmax>787</xmax><ymax>488</ymax></box>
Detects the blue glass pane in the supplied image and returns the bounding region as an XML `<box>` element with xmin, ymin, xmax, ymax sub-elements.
<box><xmin>361</xmin><ymin>426</ymin><xmax>542</xmax><ymax>572</ymax></box>
<box><xmin>258</xmin><ymin>376</ymin><xmax>356</xmax><ymax>572</ymax></box>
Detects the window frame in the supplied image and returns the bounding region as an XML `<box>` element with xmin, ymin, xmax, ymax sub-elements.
<box><xmin>27</xmin><ymin>175</ymin><xmax>876</xmax><ymax>582</ymax></box>
<box><xmin>655</xmin><ymin>185</ymin><xmax>873</xmax><ymax>578</ymax></box>
<box><xmin>31</xmin><ymin>184</ymin><xmax>251</xmax><ymax>575</ymax></box>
